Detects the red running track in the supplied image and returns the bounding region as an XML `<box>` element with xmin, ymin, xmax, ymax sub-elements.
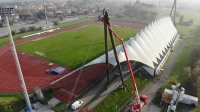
<box><xmin>0</xmin><ymin>21</ymin><xmax>144</xmax><ymax>93</ymax></box>
<box><xmin>0</xmin><ymin>50</ymin><xmax>72</xmax><ymax>93</ymax></box>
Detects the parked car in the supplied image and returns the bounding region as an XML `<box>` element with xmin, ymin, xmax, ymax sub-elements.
<box><xmin>71</xmin><ymin>100</ymin><xmax>83</xmax><ymax>111</ymax></box>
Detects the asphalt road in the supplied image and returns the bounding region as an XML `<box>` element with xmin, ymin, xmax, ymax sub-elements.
<box><xmin>0</xmin><ymin>17</ymin><xmax>79</xmax><ymax>37</ymax></box>
<box><xmin>140</xmin><ymin>38</ymin><xmax>185</xmax><ymax>112</ymax></box>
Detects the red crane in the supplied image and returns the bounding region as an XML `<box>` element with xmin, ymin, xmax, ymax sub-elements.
<box><xmin>99</xmin><ymin>8</ymin><xmax>149</xmax><ymax>111</ymax></box>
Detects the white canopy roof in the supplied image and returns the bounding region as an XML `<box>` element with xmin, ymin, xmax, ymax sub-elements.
<box><xmin>85</xmin><ymin>16</ymin><xmax>178</xmax><ymax>72</ymax></box>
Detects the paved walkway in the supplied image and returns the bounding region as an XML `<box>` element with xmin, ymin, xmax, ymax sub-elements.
<box><xmin>140</xmin><ymin>39</ymin><xmax>185</xmax><ymax>112</ymax></box>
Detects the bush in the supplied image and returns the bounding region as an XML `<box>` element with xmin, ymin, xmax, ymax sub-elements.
<box><xmin>9</xmin><ymin>20</ymin><xmax>14</xmax><ymax>26</ymax></box>
<box><xmin>59</xmin><ymin>15</ymin><xmax>64</xmax><ymax>21</ymax></box>
<box><xmin>28</xmin><ymin>26</ymin><xmax>36</xmax><ymax>31</ymax></box>
<box><xmin>11</xmin><ymin>30</ymin><xmax>17</xmax><ymax>36</ymax></box>
<box><xmin>19</xmin><ymin>27</ymin><xmax>27</xmax><ymax>33</ymax></box>
<box><xmin>0</xmin><ymin>22</ymin><xmax>3</xmax><ymax>27</ymax></box>
<box><xmin>53</xmin><ymin>21</ymin><xmax>59</xmax><ymax>26</ymax></box>
<box><xmin>35</xmin><ymin>18</ymin><xmax>39</xmax><ymax>22</ymax></box>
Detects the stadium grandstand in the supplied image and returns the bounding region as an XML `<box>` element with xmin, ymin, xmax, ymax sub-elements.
<box><xmin>85</xmin><ymin>16</ymin><xmax>179</xmax><ymax>76</ymax></box>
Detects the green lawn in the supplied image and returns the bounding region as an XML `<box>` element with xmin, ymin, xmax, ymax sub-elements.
<box><xmin>94</xmin><ymin>72</ymin><xmax>152</xmax><ymax>112</ymax></box>
<box><xmin>0</xmin><ymin>30</ymin><xmax>41</xmax><ymax>47</ymax></box>
<box><xmin>16</xmin><ymin>25</ymin><xmax>139</xmax><ymax>69</ymax></box>
<box><xmin>0</xmin><ymin>18</ymin><xmax>94</xmax><ymax>47</ymax></box>
<box><xmin>111</xmin><ymin>17</ymin><xmax>150</xmax><ymax>24</ymax></box>
<box><xmin>0</xmin><ymin>95</ymin><xmax>26</xmax><ymax>112</ymax></box>
<box><xmin>55</xmin><ymin>17</ymin><xmax>95</xmax><ymax>29</ymax></box>
<box><xmin>168</xmin><ymin>26</ymin><xmax>196</xmax><ymax>83</ymax></box>
<box><xmin>0</xmin><ymin>96</ymin><xmax>18</xmax><ymax>105</ymax></box>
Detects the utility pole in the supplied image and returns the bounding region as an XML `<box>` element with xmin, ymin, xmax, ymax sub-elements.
<box><xmin>174</xmin><ymin>0</ymin><xmax>177</xmax><ymax>25</ymax></box>
<box><xmin>1</xmin><ymin>8</ymin><xmax>33</xmax><ymax>112</ymax></box>
<box><xmin>43</xmin><ymin>0</ymin><xmax>48</xmax><ymax>26</ymax></box>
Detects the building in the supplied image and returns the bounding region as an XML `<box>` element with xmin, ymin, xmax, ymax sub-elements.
<box><xmin>85</xmin><ymin>16</ymin><xmax>179</xmax><ymax>76</ymax></box>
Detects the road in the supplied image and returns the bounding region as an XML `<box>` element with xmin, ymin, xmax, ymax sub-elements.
<box><xmin>80</xmin><ymin>38</ymin><xmax>185</xmax><ymax>112</ymax></box>
<box><xmin>0</xmin><ymin>17</ymin><xmax>79</xmax><ymax>37</ymax></box>
<box><xmin>140</xmin><ymin>38</ymin><xmax>185</xmax><ymax>112</ymax></box>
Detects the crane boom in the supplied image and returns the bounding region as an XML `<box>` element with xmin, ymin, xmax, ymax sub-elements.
<box><xmin>101</xmin><ymin>20</ymin><xmax>140</xmax><ymax>104</ymax></box>
<box><xmin>99</xmin><ymin>8</ymin><xmax>149</xmax><ymax>111</ymax></box>
<box><xmin>100</xmin><ymin>8</ymin><xmax>141</xmax><ymax>106</ymax></box>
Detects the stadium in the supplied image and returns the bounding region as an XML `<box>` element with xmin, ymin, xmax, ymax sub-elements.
<box><xmin>0</xmin><ymin>16</ymin><xmax>179</xmax><ymax>111</ymax></box>
<box><xmin>0</xmin><ymin>21</ymin><xmax>143</xmax><ymax>98</ymax></box>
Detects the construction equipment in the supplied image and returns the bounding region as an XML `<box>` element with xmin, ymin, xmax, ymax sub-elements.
<box><xmin>99</xmin><ymin>8</ymin><xmax>149</xmax><ymax>112</ymax></box>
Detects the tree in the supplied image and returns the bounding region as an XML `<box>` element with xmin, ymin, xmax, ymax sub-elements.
<box><xmin>193</xmin><ymin>42</ymin><xmax>200</xmax><ymax>61</ymax></box>
<box><xmin>189</xmin><ymin>19</ymin><xmax>194</xmax><ymax>25</ymax></box>
<box><xmin>1</xmin><ymin>18</ymin><xmax>5</xmax><ymax>23</ymax></box>
<box><xmin>28</xmin><ymin>26</ymin><xmax>36</xmax><ymax>31</ymax></box>
<box><xmin>9</xmin><ymin>20</ymin><xmax>14</xmax><ymax>26</ymax></box>
<box><xmin>11</xmin><ymin>30</ymin><xmax>16</xmax><ymax>36</ymax></box>
<box><xmin>19</xmin><ymin>27</ymin><xmax>27</xmax><ymax>33</ymax></box>
<box><xmin>53</xmin><ymin>21</ymin><xmax>59</xmax><ymax>26</ymax></box>
<box><xmin>0</xmin><ymin>22</ymin><xmax>3</xmax><ymax>27</ymax></box>
<box><xmin>179</xmin><ymin>15</ymin><xmax>184</xmax><ymax>24</ymax></box>
<box><xmin>34</xmin><ymin>17</ymin><xmax>39</xmax><ymax>22</ymax></box>
<box><xmin>59</xmin><ymin>15</ymin><xmax>64</xmax><ymax>21</ymax></box>
<box><xmin>184</xmin><ymin>64</ymin><xmax>200</xmax><ymax>96</ymax></box>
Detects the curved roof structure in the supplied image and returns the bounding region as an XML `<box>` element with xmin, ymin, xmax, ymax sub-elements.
<box><xmin>85</xmin><ymin>16</ymin><xmax>178</xmax><ymax>70</ymax></box>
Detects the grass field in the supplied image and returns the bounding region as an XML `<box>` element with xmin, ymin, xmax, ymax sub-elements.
<box><xmin>0</xmin><ymin>17</ymin><xmax>93</xmax><ymax>47</ymax></box>
<box><xmin>16</xmin><ymin>25</ymin><xmax>139</xmax><ymax>69</ymax></box>
<box><xmin>0</xmin><ymin>95</ymin><xmax>26</xmax><ymax>112</ymax></box>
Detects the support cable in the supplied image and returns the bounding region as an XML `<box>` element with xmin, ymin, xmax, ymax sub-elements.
<box><xmin>67</xmin><ymin>24</ymin><xmax>100</xmax><ymax>105</ymax></box>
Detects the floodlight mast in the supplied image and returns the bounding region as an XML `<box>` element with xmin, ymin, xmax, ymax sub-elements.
<box><xmin>6</xmin><ymin>15</ymin><xmax>33</xmax><ymax>112</ymax></box>
<box><xmin>43</xmin><ymin>0</ymin><xmax>48</xmax><ymax>26</ymax></box>
<box><xmin>100</xmin><ymin>8</ymin><xmax>141</xmax><ymax>107</ymax></box>
<box><xmin>170</xmin><ymin>0</ymin><xmax>177</xmax><ymax>25</ymax></box>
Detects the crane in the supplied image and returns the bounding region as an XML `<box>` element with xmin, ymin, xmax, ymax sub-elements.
<box><xmin>98</xmin><ymin>8</ymin><xmax>149</xmax><ymax>111</ymax></box>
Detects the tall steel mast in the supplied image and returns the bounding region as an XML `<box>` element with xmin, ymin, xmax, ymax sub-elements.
<box><xmin>5</xmin><ymin>15</ymin><xmax>33</xmax><ymax>112</ymax></box>
<box><xmin>43</xmin><ymin>0</ymin><xmax>48</xmax><ymax>26</ymax></box>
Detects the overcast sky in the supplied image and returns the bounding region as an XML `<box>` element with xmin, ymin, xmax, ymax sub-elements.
<box><xmin>0</xmin><ymin>0</ymin><xmax>200</xmax><ymax>4</ymax></box>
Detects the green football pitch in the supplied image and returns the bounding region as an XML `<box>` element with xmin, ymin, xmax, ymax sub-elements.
<box><xmin>16</xmin><ymin>25</ymin><xmax>139</xmax><ymax>69</ymax></box>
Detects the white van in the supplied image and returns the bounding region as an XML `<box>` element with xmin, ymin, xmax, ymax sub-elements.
<box><xmin>71</xmin><ymin>100</ymin><xmax>83</xmax><ymax>111</ymax></box>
